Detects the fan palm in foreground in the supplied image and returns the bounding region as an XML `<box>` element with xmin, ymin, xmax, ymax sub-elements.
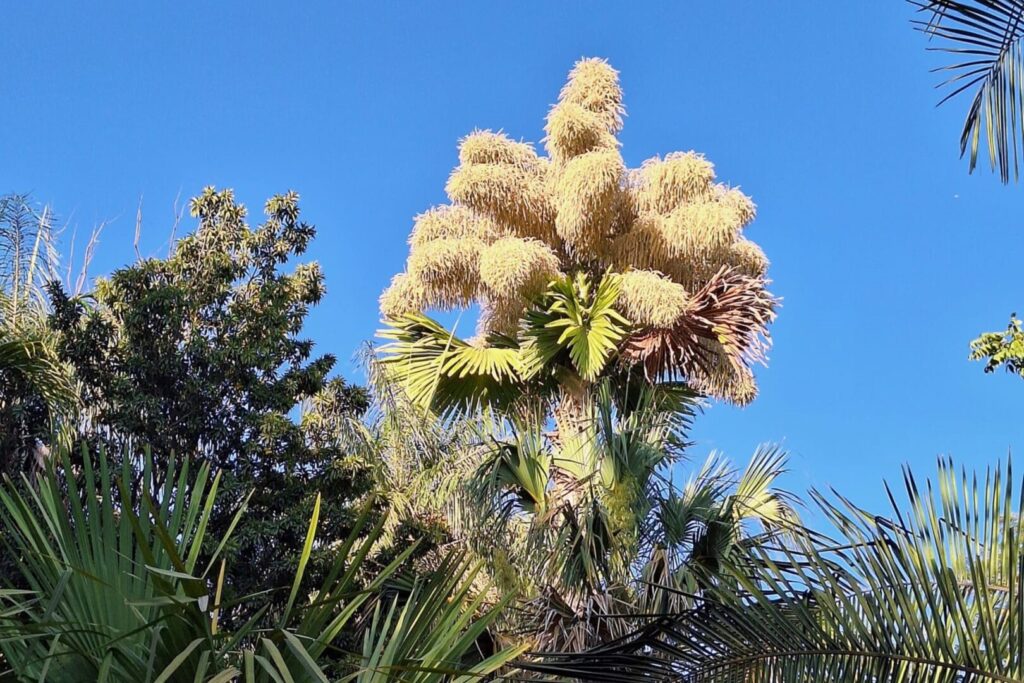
<box><xmin>528</xmin><ymin>457</ymin><xmax>1024</xmax><ymax>681</ymax></box>
<box><xmin>0</xmin><ymin>448</ymin><xmax>525</xmax><ymax>681</ymax></box>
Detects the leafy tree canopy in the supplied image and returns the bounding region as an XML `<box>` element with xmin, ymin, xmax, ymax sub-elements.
<box><xmin>46</xmin><ymin>187</ymin><xmax>371</xmax><ymax>615</ymax></box>
<box><xmin>969</xmin><ymin>313</ymin><xmax>1024</xmax><ymax>377</ymax></box>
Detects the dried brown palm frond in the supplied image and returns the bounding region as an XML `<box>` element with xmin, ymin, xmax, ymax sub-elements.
<box><xmin>525</xmin><ymin>586</ymin><xmax>637</xmax><ymax>655</ymax></box>
<box><xmin>458</xmin><ymin>129</ymin><xmax>543</xmax><ymax>170</ymax></box>
<box><xmin>633</xmin><ymin>151</ymin><xmax>715</xmax><ymax>215</ymax></box>
<box><xmin>616</xmin><ymin>269</ymin><xmax>689</xmax><ymax>328</ymax></box>
<box><xmin>558</xmin><ymin>57</ymin><xmax>625</xmax><ymax>134</ymax></box>
<box><xmin>445</xmin><ymin>163</ymin><xmax>556</xmax><ymax>243</ymax></box>
<box><xmin>553</xmin><ymin>149</ymin><xmax>624</xmax><ymax>252</ymax></box>
<box><xmin>408</xmin><ymin>204</ymin><xmax>501</xmax><ymax>248</ymax></box>
<box><xmin>479</xmin><ymin>236</ymin><xmax>560</xmax><ymax>302</ymax></box>
<box><xmin>620</xmin><ymin>266</ymin><xmax>776</xmax><ymax>404</ymax></box>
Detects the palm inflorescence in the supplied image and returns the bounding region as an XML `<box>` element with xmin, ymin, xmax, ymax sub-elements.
<box><xmin>379</xmin><ymin>58</ymin><xmax>776</xmax><ymax>413</ymax></box>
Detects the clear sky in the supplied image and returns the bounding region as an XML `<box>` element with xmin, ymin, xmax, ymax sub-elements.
<box><xmin>3</xmin><ymin>2</ymin><xmax>1021</xmax><ymax>516</ymax></box>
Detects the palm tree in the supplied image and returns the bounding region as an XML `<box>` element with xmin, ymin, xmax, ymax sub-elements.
<box><xmin>371</xmin><ymin>59</ymin><xmax>784</xmax><ymax>656</ymax></box>
<box><xmin>0</xmin><ymin>194</ymin><xmax>76</xmax><ymax>471</ymax></box>
<box><xmin>0</xmin><ymin>447</ymin><xmax>526</xmax><ymax>681</ymax></box>
<box><xmin>911</xmin><ymin>0</ymin><xmax>1024</xmax><ymax>183</ymax></box>
<box><xmin>377</xmin><ymin>58</ymin><xmax>776</xmax><ymax>423</ymax></box>
<box><xmin>531</xmin><ymin>456</ymin><xmax>1024</xmax><ymax>681</ymax></box>
<box><xmin>354</xmin><ymin>370</ymin><xmax>798</xmax><ymax>654</ymax></box>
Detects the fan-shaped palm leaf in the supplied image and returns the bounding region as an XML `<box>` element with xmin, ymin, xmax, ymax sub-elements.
<box><xmin>377</xmin><ymin>313</ymin><xmax>525</xmax><ymax>417</ymax></box>
<box><xmin>521</xmin><ymin>272</ymin><xmax>629</xmax><ymax>383</ymax></box>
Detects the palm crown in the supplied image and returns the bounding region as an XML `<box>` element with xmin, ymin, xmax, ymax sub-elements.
<box><xmin>379</xmin><ymin>58</ymin><xmax>776</xmax><ymax>414</ymax></box>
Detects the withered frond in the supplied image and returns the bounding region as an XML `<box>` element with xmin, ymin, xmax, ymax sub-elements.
<box><xmin>617</xmin><ymin>269</ymin><xmax>689</xmax><ymax>328</ymax></box>
<box><xmin>620</xmin><ymin>266</ymin><xmax>776</xmax><ymax>405</ymax></box>
<box><xmin>409</xmin><ymin>204</ymin><xmax>501</xmax><ymax>249</ymax></box>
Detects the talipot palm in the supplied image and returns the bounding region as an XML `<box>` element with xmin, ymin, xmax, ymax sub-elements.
<box><xmin>378</xmin><ymin>58</ymin><xmax>776</xmax><ymax>421</ymax></box>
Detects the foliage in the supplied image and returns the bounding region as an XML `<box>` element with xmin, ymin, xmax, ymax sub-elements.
<box><xmin>379</xmin><ymin>58</ymin><xmax>776</xmax><ymax>407</ymax></box>
<box><xmin>357</xmin><ymin>374</ymin><xmax>798</xmax><ymax>653</ymax></box>
<box><xmin>0</xmin><ymin>447</ymin><xmax>525</xmax><ymax>681</ymax></box>
<box><xmin>969</xmin><ymin>312</ymin><xmax>1024</xmax><ymax>376</ymax></box>
<box><xmin>0</xmin><ymin>193</ymin><xmax>75</xmax><ymax>477</ymax></box>
<box><xmin>44</xmin><ymin>187</ymin><xmax>371</xmax><ymax>622</ymax></box>
<box><xmin>533</xmin><ymin>457</ymin><xmax>1024</xmax><ymax>681</ymax></box>
<box><xmin>911</xmin><ymin>0</ymin><xmax>1024</xmax><ymax>182</ymax></box>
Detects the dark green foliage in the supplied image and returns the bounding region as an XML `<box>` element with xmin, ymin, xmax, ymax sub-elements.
<box><xmin>45</xmin><ymin>187</ymin><xmax>372</xmax><ymax>621</ymax></box>
<box><xmin>969</xmin><ymin>313</ymin><xmax>1024</xmax><ymax>377</ymax></box>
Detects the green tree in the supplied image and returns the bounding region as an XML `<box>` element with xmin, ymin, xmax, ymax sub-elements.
<box><xmin>969</xmin><ymin>313</ymin><xmax>1024</xmax><ymax>376</ymax></box>
<box><xmin>0</xmin><ymin>448</ymin><xmax>525</xmax><ymax>681</ymax></box>
<box><xmin>46</xmin><ymin>187</ymin><xmax>370</xmax><ymax>620</ymax></box>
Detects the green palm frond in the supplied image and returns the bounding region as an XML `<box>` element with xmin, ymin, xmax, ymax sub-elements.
<box><xmin>358</xmin><ymin>554</ymin><xmax>525</xmax><ymax>683</ymax></box>
<box><xmin>0</xmin><ymin>447</ymin><xmax>521</xmax><ymax>682</ymax></box>
<box><xmin>913</xmin><ymin>0</ymin><xmax>1024</xmax><ymax>182</ymax></box>
<box><xmin>377</xmin><ymin>313</ymin><xmax>526</xmax><ymax>417</ymax></box>
<box><xmin>538</xmin><ymin>456</ymin><xmax>1024</xmax><ymax>681</ymax></box>
<box><xmin>521</xmin><ymin>272</ymin><xmax>629</xmax><ymax>382</ymax></box>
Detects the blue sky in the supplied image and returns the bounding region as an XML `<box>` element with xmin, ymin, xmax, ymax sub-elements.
<box><xmin>3</xmin><ymin>2</ymin><xmax>1021</xmax><ymax>516</ymax></box>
